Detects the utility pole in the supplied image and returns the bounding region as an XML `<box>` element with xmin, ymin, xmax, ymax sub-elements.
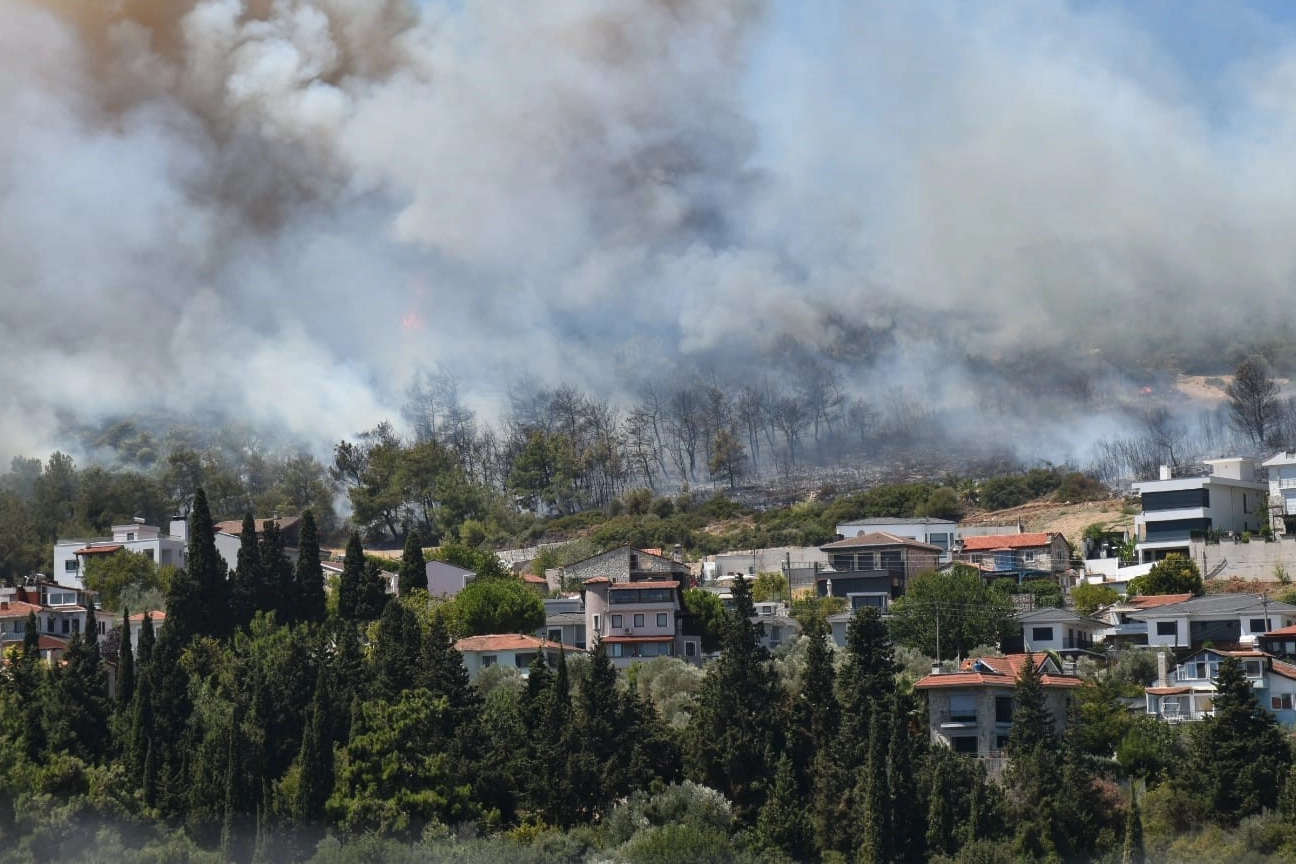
<box><xmin>935</xmin><ymin>603</ymin><xmax>941</xmax><ymax>665</ymax></box>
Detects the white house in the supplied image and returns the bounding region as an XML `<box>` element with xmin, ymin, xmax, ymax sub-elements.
<box><xmin>423</xmin><ymin>561</ymin><xmax>476</xmax><ymax>598</ymax></box>
<box><xmin>1263</xmin><ymin>451</ymin><xmax>1296</xmax><ymax>535</ymax></box>
<box><xmin>454</xmin><ymin>634</ymin><xmax>582</xmax><ymax>680</ymax></box>
<box><xmin>1010</xmin><ymin>607</ymin><xmax>1105</xmax><ymax>655</ymax></box>
<box><xmin>836</xmin><ymin>517</ymin><xmax>958</xmax><ymax>563</ymax></box>
<box><xmin>53</xmin><ymin>518</ymin><xmax>188</xmax><ymax>589</ymax></box>
<box><xmin>1132</xmin><ymin>593</ymin><xmax>1296</xmax><ymax>649</ymax></box>
<box><xmin>1132</xmin><ymin>459</ymin><xmax>1268</xmax><ymax>564</ymax></box>
<box><xmin>1144</xmin><ymin>647</ymin><xmax>1296</xmax><ymax>726</ymax></box>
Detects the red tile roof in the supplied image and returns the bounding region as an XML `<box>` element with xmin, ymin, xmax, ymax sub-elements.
<box><xmin>454</xmin><ymin>634</ymin><xmax>582</xmax><ymax>653</ymax></box>
<box><xmin>0</xmin><ymin>601</ymin><xmax>44</xmax><ymax>619</ymax></box>
<box><xmin>821</xmin><ymin>532</ymin><xmax>942</xmax><ymax>552</ymax></box>
<box><xmin>1129</xmin><ymin>593</ymin><xmax>1195</xmax><ymax>609</ymax></box>
<box><xmin>1146</xmin><ymin>686</ymin><xmax>1193</xmax><ymax>695</ymax></box>
<box><xmin>583</xmin><ymin>576</ymin><xmax>611</xmax><ymax>585</ymax></box>
<box><xmin>37</xmin><ymin>636</ymin><xmax>68</xmax><ymax>651</ymax></box>
<box><xmin>521</xmin><ymin>574</ymin><xmax>548</xmax><ymax>585</ymax></box>
<box><xmin>1271</xmin><ymin>659</ymin><xmax>1296</xmax><ymax>681</ymax></box>
<box><xmin>128</xmin><ymin>611</ymin><xmax>167</xmax><ymax>622</ymax></box>
<box><xmin>74</xmin><ymin>544</ymin><xmax>124</xmax><ymax>555</ymax></box>
<box><xmin>960</xmin><ymin>532</ymin><xmax>1057</xmax><ymax>552</ymax></box>
<box><xmin>213</xmin><ymin>516</ymin><xmax>302</xmax><ymax>535</ymax></box>
<box><xmin>915</xmin><ymin>653</ymin><xmax>1083</xmax><ymax>690</ymax></box>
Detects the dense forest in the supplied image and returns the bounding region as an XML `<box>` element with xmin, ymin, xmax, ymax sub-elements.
<box><xmin>2</xmin><ymin>488</ymin><xmax>1296</xmax><ymax>864</ymax></box>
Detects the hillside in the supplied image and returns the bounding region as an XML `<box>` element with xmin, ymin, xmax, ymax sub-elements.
<box><xmin>961</xmin><ymin>497</ymin><xmax>1134</xmax><ymax>549</ymax></box>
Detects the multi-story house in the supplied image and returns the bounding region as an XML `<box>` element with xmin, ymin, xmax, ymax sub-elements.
<box><xmin>1131</xmin><ymin>593</ymin><xmax>1296</xmax><ymax>649</ymax></box>
<box><xmin>956</xmin><ymin>532</ymin><xmax>1072</xmax><ymax>584</ymax></box>
<box><xmin>212</xmin><ymin>516</ymin><xmax>302</xmax><ymax>573</ymax></box>
<box><xmin>1132</xmin><ymin>458</ymin><xmax>1268</xmax><ymax>564</ymax></box>
<box><xmin>454</xmin><ymin>634</ymin><xmax>582</xmax><ymax>681</ymax></box>
<box><xmin>1097</xmin><ymin>593</ymin><xmax>1195</xmax><ymax>648</ymax></box>
<box><xmin>816</xmin><ymin>532</ymin><xmax>942</xmax><ymax>611</ymax></box>
<box><xmin>915</xmin><ymin>654</ymin><xmax>1082</xmax><ymax>756</ymax></box>
<box><xmin>835</xmin><ymin>517</ymin><xmax>959</xmax><ymax>564</ymax></box>
<box><xmin>1263</xmin><ymin>451</ymin><xmax>1296</xmax><ymax>536</ymax></box>
<box><xmin>1144</xmin><ymin>647</ymin><xmax>1296</xmax><ymax>725</ymax></box>
<box><xmin>582</xmin><ymin>576</ymin><xmax>701</xmax><ymax>666</ymax></box>
<box><xmin>561</xmin><ymin>545</ymin><xmax>690</xmax><ymax>585</ymax></box>
<box><xmin>751</xmin><ymin>601</ymin><xmax>801</xmax><ymax>652</ymax></box>
<box><xmin>53</xmin><ymin>517</ymin><xmax>188</xmax><ymax>589</ymax></box>
<box><xmin>1003</xmin><ymin>607</ymin><xmax>1105</xmax><ymax>656</ymax></box>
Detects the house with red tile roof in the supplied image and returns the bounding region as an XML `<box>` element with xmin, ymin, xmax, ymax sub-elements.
<box><xmin>914</xmin><ymin>653</ymin><xmax>1082</xmax><ymax>757</ymax></box>
<box><xmin>582</xmin><ymin>577</ymin><xmax>702</xmax><ymax>667</ymax></box>
<box><xmin>955</xmin><ymin>532</ymin><xmax>1073</xmax><ymax>584</ymax></box>
<box><xmin>454</xmin><ymin>634</ymin><xmax>582</xmax><ymax>680</ymax></box>
<box><xmin>1144</xmin><ymin>646</ymin><xmax>1296</xmax><ymax>725</ymax></box>
<box><xmin>53</xmin><ymin>517</ymin><xmax>189</xmax><ymax>590</ymax></box>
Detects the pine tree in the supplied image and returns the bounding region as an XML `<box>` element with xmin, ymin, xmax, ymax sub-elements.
<box><xmin>337</xmin><ymin>532</ymin><xmax>365</xmax><ymax>622</ymax></box>
<box><xmin>422</xmin><ymin>611</ymin><xmax>478</xmax><ymax>735</ymax></box>
<box><xmin>837</xmin><ymin>607</ymin><xmax>898</xmax><ymax>761</ymax></box>
<box><xmin>1186</xmin><ymin>654</ymin><xmax>1293</xmax><ymax>824</ymax></box>
<box><xmin>788</xmin><ymin>615</ymin><xmax>838</xmax><ymax>782</ymax></box>
<box><xmin>1006</xmin><ymin>653</ymin><xmax>1054</xmax><ymax>753</ymax></box>
<box><xmin>573</xmin><ymin>639</ymin><xmax>621</xmax><ymax>815</ymax></box>
<box><xmin>162</xmin><ymin>564</ymin><xmax>204</xmax><ymax>647</ymax></box>
<box><xmin>230</xmin><ymin>513</ymin><xmax>261</xmax><ymax>632</ymax></box>
<box><xmin>295</xmin><ymin>510</ymin><xmax>326</xmax><ymax>625</ymax></box>
<box><xmin>397</xmin><ymin>531</ymin><xmax>425</xmax><ymax>597</ymax></box>
<box><xmin>188</xmin><ymin>487</ymin><xmax>229</xmax><ymax>637</ymax></box>
<box><xmin>117</xmin><ymin>607</ymin><xmax>136</xmax><ymax>711</ymax></box>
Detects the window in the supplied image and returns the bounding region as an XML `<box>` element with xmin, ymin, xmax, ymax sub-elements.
<box><xmin>1024</xmin><ymin>551</ymin><xmax>1037</xmax><ymax>563</ymax></box>
<box><xmin>1244</xmin><ymin>660</ymin><xmax>1262</xmax><ymax>677</ymax></box>
<box><xmin>144</xmin><ymin>548</ymin><xmax>154</xmax><ymax>561</ymax></box>
<box><xmin>633</xmin><ymin>613</ymin><xmax>645</xmax><ymax>628</ymax></box>
<box><xmin>1251</xmin><ymin>618</ymin><xmax>1269</xmax><ymax>633</ymax></box>
<box><xmin>948</xmin><ymin>694</ymin><xmax>976</xmax><ymax>722</ymax></box>
<box><xmin>611</xmin><ymin>614</ymin><xmax>623</xmax><ymax>629</ymax></box>
<box><xmin>481</xmin><ymin>655</ymin><xmax>497</xmax><ymax>668</ymax></box>
<box><xmin>126</xmin><ymin>532</ymin><xmax>135</xmax><ymax>541</ymax></box>
<box><xmin>611</xmin><ymin>643</ymin><xmax>625</xmax><ymax>658</ymax></box>
<box><xmin>685</xmin><ymin>642</ymin><xmax>697</xmax><ymax>657</ymax></box>
<box><xmin>64</xmin><ymin>559</ymin><xmax>78</xmax><ymax>572</ymax></box>
<box><xmin>952</xmin><ymin>737</ymin><xmax>978</xmax><ymax>754</ymax></box>
<box><xmin>995</xmin><ymin>696</ymin><xmax>1013</xmax><ymax>723</ymax></box>
<box><xmin>46</xmin><ymin>618</ymin><xmax>54</xmax><ymax>634</ymax></box>
<box><xmin>770</xmin><ymin>626</ymin><xmax>782</xmax><ymax>643</ymax></box>
<box><xmin>1273</xmin><ymin>694</ymin><xmax>1294</xmax><ymax>710</ymax></box>
<box><xmin>1031</xmin><ymin>626</ymin><xmax>1054</xmax><ymax>643</ymax></box>
<box><xmin>593</xmin><ymin>615</ymin><xmax>600</xmax><ymax>632</ymax></box>
<box><xmin>548</xmin><ymin>629</ymin><xmax>562</xmax><ymax>642</ymax></box>
<box><xmin>13</xmin><ymin>620</ymin><xmax>23</xmax><ymax>635</ymax></box>
<box><xmin>1156</xmin><ymin>621</ymin><xmax>1177</xmax><ymax>637</ymax></box>
<box><xmin>657</xmin><ymin>613</ymin><xmax>668</xmax><ymax>627</ymax></box>
<box><xmin>61</xmin><ymin>619</ymin><xmax>69</xmax><ymax>634</ymax></box>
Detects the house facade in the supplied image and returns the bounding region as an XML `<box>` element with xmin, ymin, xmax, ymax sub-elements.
<box><xmin>582</xmin><ymin>577</ymin><xmax>701</xmax><ymax>666</ymax></box>
<box><xmin>454</xmin><ymin>634</ymin><xmax>582</xmax><ymax>680</ymax></box>
<box><xmin>1263</xmin><ymin>451</ymin><xmax>1296</xmax><ymax>535</ymax></box>
<box><xmin>835</xmin><ymin>518</ymin><xmax>958</xmax><ymax>564</ymax></box>
<box><xmin>423</xmin><ymin>561</ymin><xmax>476</xmax><ymax>598</ymax></box>
<box><xmin>1132</xmin><ymin>593</ymin><xmax>1296</xmax><ymax>649</ymax></box>
<box><xmin>1097</xmin><ymin>593</ymin><xmax>1194</xmax><ymax>647</ymax></box>
<box><xmin>1144</xmin><ymin>647</ymin><xmax>1296</xmax><ymax>726</ymax></box>
<box><xmin>212</xmin><ymin>517</ymin><xmax>302</xmax><ymax>574</ymax></box>
<box><xmin>1133</xmin><ymin>458</ymin><xmax>1268</xmax><ymax>563</ymax></box>
<box><xmin>53</xmin><ymin>518</ymin><xmax>188</xmax><ymax>590</ymax></box>
<box><xmin>562</xmin><ymin>546</ymin><xmax>689</xmax><ymax>586</ymax></box>
<box><xmin>915</xmin><ymin>654</ymin><xmax>1081</xmax><ymax>756</ymax></box>
<box><xmin>817</xmin><ymin>532</ymin><xmax>942</xmax><ymax>611</ymax></box>
<box><xmin>956</xmin><ymin>532</ymin><xmax>1072</xmax><ymax>584</ymax></box>
<box><xmin>1004</xmin><ymin>607</ymin><xmax>1105</xmax><ymax>655</ymax></box>
<box><xmin>751</xmin><ymin>602</ymin><xmax>801</xmax><ymax>652</ymax></box>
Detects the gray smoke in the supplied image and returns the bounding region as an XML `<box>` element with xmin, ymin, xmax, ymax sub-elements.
<box><xmin>2</xmin><ymin>0</ymin><xmax>1294</xmax><ymax>463</ymax></box>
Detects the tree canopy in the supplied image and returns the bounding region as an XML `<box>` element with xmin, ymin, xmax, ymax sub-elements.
<box><xmin>449</xmin><ymin>577</ymin><xmax>544</xmax><ymax>636</ymax></box>
<box><xmin>888</xmin><ymin>566</ymin><xmax>1015</xmax><ymax>659</ymax></box>
<box><xmin>1128</xmin><ymin>554</ymin><xmax>1203</xmax><ymax>597</ymax></box>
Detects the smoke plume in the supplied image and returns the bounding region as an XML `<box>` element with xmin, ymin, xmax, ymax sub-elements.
<box><xmin>3</xmin><ymin>0</ymin><xmax>1295</xmax><ymax>462</ymax></box>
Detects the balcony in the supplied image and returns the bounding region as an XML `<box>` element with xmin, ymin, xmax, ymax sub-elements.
<box><xmin>939</xmin><ymin>710</ymin><xmax>978</xmax><ymax>727</ymax></box>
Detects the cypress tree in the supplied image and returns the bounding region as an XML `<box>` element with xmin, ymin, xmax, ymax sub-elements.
<box><xmin>357</xmin><ymin>560</ymin><xmax>389</xmax><ymax>621</ymax></box>
<box><xmin>397</xmin><ymin>531</ymin><xmax>425</xmax><ymax>597</ymax></box>
<box><xmin>337</xmin><ymin>533</ymin><xmax>364</xmax><ymax>621</ymax></box>
<box><xmin>258</xmin><ymin>520</ymin><xmax>293</xmax><ymax>621</ymax></box>
<box><xmin>790</xmin><ymin>615</ymin><xmax>838</xmax><ymax>783</ymax></box>
<box><xmin>854</xmin><ymin>705</ymin><xmax>889</xmax><ymax>864</ymax></box>
<box><xmin>117</xmin><ymin>607</ymin><xmax>135</xmax><ymax>710</ymax></box>
<box><xmin>837</xmin><ymin>607</ymin><xmax>898</xmax><ymax>759</ymax></box>
<box><xmin>756</xmin><ymin>754</ymin><xmax>813</xmax><ymax>861</ymax></box>
<box><xmin>887</xmin><ymin>690</ymin><xmax>921</xmax><ymax>863</ymax></box>
<box><xmin>295</xmin><ymin>510</ymin><xmax>326</xmax><ymax>625</ymax></box>
<box><xmin>1007</xmin><ymin>653</ymin><xmax>1054</xmax><ymax>753</ymax></box>
<box><xmin>684</xmin><ymin>574</ymin><xmax>782</xmax><ymax>826</ymax></box>
<box><xmin>926</xmin><ymin>751</ymin><xmax>957</xmax><ymax>858</ymax></box>
<box><xmin>187</xmin><ymin>487</ymin><xmax>229</xmax><ymax>637</ymax></box>
<box><xmin>230</xmin><ymin>513</ymin><xmax>261</xmax><ymax>631</ymax></box>
<box><xmin>1122</xmin><ymin>787</ymin><xmax>1145</xmax><ymax>864</ymax></box>
<box><xmin>52</xmin><ymin>597</ymin><xmax>110</xmax><ymax>762</ymax></box>
<box><xmin>423</xmin><ymin>612</ymin><xmax>478</xmax><ymax>734</ymax></box>
<box><xmin>294</xmin><ymin>669</ymin><xmax>334</xmax><ymax>828</ymax></box>
<box><xmin>371</xmin><ymin>599</ymin><xmax>422</xmax><ymax>700</ymax></box>
<box><xmin>137</xmin><ymin>611</ymin><xmax>156</xmax><ymax>670</ymax></box>
<box><xmin>128</xmin><ymin>666</ymin><xmax>154</xmax><ymax>786</ymax></box>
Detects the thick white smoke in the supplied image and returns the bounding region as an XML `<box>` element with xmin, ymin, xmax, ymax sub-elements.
<box><xmin>3</xmin><ymin>0</ymin><xmax>1296</xmax><ymax>462</ymax></box>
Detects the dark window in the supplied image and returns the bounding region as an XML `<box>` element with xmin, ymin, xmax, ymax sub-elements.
<box><xmin>1156</xmin><ymin>621</ymin><xmax>1177</xmax><ymax>637</ymax></box>
<box><xmin>611</xmin><ymin>614</ymin><xmax>623</xmax><ymax>628</ymax></box>
<box><xmin>995</xmin><ymin>696</ymin><xmax>1013</xmax><ymax>723</ymax></box>
<box><xmin>64</xmin><ymin>559</ymin><xmax>78</xmax><ymax>572</ymax></box>
<box><xmin>995</xmin><ymin>735</ymin><xmax>1009</xmax><ymax>751</ymax></box>
<box><xmin>952</xmin><ymin>737</ymin><xmax>978</xmax><ymax>754</ymax></box>
<box><xmin>1031</xmin><ymin>626</ymin><xmax>1054</xmax><ymax>642</ymax></box>
<box><xmin>634</xmin><ymin>614</ymin><xmax>645</xmax><ymax>628</ymax></box>
<box><xmin>657</xmin><ymin>613</ymin><xmax>668</xmax><ymax>627</ymax></box>
<box><xmin>685</xmin><ymin>642</ymin><xmax>697</xmax><ymax>657</ymax></box>
<box><xmin>1141</xmin><ymin>489</ymin><xmax>1210</xmax><ymax>511</ymax></box>
<box><xmin>1251</xmin><ymin>618</ymin><xmax>1269</xmax><ymax>633</ymax></box>
<box><xmin>1144</xmin><ymin>518</ymin><xmax>1212</xmax><ymax>543</ymax></box>
<box><xmin>547</xmin><ymin>629</ymin><xmax>562</xmax><ymax>642</ymax></box>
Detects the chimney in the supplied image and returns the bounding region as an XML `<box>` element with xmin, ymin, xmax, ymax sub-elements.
<box><xmin>1159</xmin><ymin>465</ymin><xmax>1172</xmax><ymax>481</ymax></box>
<box><xmin>1156</xmin><ymin>651</ymin><xmax>1168</xmax><ymax>688</ymax></box>
<box><xmin>930</xmin><ymin>661</ymin><xmax>942</xmax><ymax>676</ymax></box>
<box><xmin>169</xmin><ymin>516</ymin><xmax>189</xmax><ymax>543</ymax></box>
